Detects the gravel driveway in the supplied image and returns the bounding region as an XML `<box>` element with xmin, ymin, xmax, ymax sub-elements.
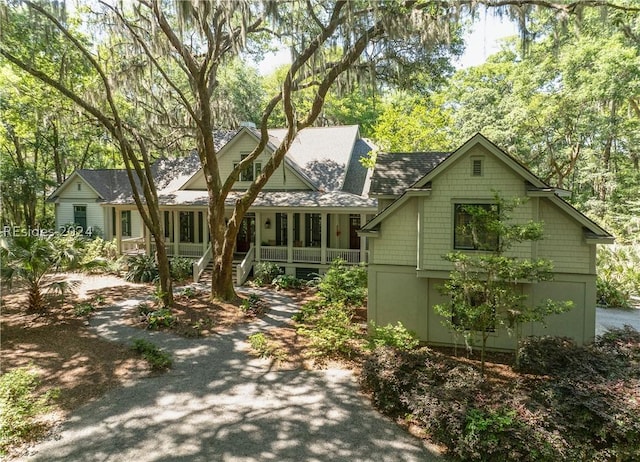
<box><xmin>19</xmin><ymin>289</ymin><xmax>441</xmax><ymax>462</ymax></box>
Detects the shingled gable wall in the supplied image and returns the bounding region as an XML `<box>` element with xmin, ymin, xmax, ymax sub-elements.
<box><xmin>366</xmin><ymin>140</ymin><xmax>600</xmax><ymax>350</ymax></box>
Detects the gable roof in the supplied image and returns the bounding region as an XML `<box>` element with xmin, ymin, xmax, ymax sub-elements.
<box><xmin>51</xmin><ymin>125</ymin><xmax>374</xmax><ymax>206</ymax></box>
<box><xmin>268</xmin><ymin>125</ymin><xmax>368</xmax><ymax>193</ymax></box>
<box><xmin>362</xmin><ymin>133</ymin><xmax>612</xmax><ymax>242</ymax></box>
<box><xmin>369</xmin><ymin>151</ymin><xmax>451</xmax><ymax>197</ymax></box>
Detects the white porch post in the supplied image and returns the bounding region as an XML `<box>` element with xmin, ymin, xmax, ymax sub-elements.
<box><xmin>201</xmin><ymin>210</ymin><xmax>208</xmax><ymax>254</ymax></box>
<box><xmin>173</xmin><ymin>210</ymin><xmax>180</xmax><ymax>257</ymax></box>
<box><xmin>360</xmin><ymin>213</ymin><xmax>367</xmax><ymax>263</ymax></box>
<box><xmin>287</xmin><ymin>212</ymin><xmax>294</xmax><ymax>263</ymax></box>
<box><xmin>255</xmin><ymin>211</ymin><xmax>262</xmax><ymax>262</ymax></box>
<box><xmin>321</xmin><ymin>212</ymin><xmax>327</xmax><ymax>265</ymax></box>
<box><xmin>115</xmin><ymin>207</ymin><xmax>122</xmax><ymax>255</ymax></box>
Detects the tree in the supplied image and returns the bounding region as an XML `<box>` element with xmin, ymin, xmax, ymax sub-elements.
<box><xmin>2</xmin><ymin>0</ymin><xmax>638</xmax><ymax>304</ymax></box>
<box><xmin>434</xmin><ymin>194</ymin><xmax>571</xmax><ymax>374</ymax></box>
<box><xmin>0</xmin><ymin>235</ymin><xmax>58</xmax><ymax>312</ymax></box>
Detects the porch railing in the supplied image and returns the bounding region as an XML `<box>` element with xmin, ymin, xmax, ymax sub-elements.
<box><xmin>259</xmin><ymin>246</ymin><xmax>287</xmax><ymax>262</ymax></box>
<box><xmin>326</xmin><ymin>248</ymin><xmax>362</xmax><ymax>264</ymax></box>
<box><xmin>178</xmin><ymin>243</ymin><xmax>203</xmax><ymax>258</ymax></box>
<box><xmin>258</xmin><ymin>246</ymin><xmax>367</xmax><ymax>265</ymax></box>
<box><xmin>121</xmin><ymin>237</ymin><xmax>145</xmax><ymax>254</ymax></box>
<box><xmin>193</xmin><ymin>244</ymin><xmax>212</xmax><ymax>283</ymax></box>
<box><xmin>292</xmin><ymin>246</ymin><xmax>321</xmax><ymax>263</ymax></box>
<box><xmin>237</xmin><ymin>244</ymin><xmax>255</xmax><ymax>286</ymax></box>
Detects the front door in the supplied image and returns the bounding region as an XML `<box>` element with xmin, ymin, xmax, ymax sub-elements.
<box><xmin>349</xmin><ymin>215</ymin><xmax>361</xmax><ymax>250</ymax></box>
<box><xmin>236</xmin><ymin>215</ymin><xmax>255</xmax><ymax>253</ymax></box>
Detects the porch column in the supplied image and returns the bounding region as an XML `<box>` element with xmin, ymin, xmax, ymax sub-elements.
<box><xmin>115</xmin><ymin>206</ymin><xmax>122</xmax><ymax>256</ymax></box>
<box><xmin>173</xmin><ymin>210</ymin><xmax>180</xmax><ymax>257</ymax></box>
<box><xmin>287</xmin><ymin>211</ymin><xmax>294</xmax><ymax>263</ymax></box>
<box><xmin>255</xmin><ymin>211</ymin><xmax>262</xmax><ymax>262</ymax></box>
<box><xmin>202</xmin><ymin>210</ymin><xmax>210</xmax><ymax>252</ymax></box>
<box><xmin>360</xmin><ymin>213</ymin><xmax>367</xmax><ymax>263</ymax></box>
<box><xmin>321</xmin><ymin>212</ymin><xmax>327</xmax><ymax>265</ymax></box>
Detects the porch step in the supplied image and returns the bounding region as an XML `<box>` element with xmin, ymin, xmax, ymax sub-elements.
<box><xmin>197</xmin><ymin>260</ymin><xmax>243</xmax><ymax>285</ymax></box>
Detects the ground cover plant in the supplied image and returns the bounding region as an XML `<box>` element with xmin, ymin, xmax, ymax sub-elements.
<box><xmin>0</xmin><ymin>367</ymin><xmax>58</xmax><ymax>455</ymax></box>
<box><xmin>131</xmin><ymin>339</ymin><xmax>172</xmax><ymax>371</ymax></box>
<box><xmin>361</xmin><ymin>326</ymin><xmax>640</xmax><ymax>461</ymax></box>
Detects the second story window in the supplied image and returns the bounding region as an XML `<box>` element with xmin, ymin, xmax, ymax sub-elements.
<box><xmin>454</xmin><ymin>203</ymin><xmax>499</xmax><ymax>251</ymax></box>
<box><xmin>235</xmin><ymin>154</ymin><xmax>262</xmax><ymax>182</ymax></box>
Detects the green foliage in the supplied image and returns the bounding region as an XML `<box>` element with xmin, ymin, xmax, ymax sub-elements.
<box><xmin>170</xmin><ymin>257</ymin><xmax>193</xmax><ymax>282</ymax></box>
<box><xmin>143</xmin><ymin>308</ymin><xmax>175</xmax><ymax>329</ymax></box>
<box><xmin>435</xmin><ymin>195</ymin><xmax>571</xmax><ymax>372</ymax></box>
<box><xmin>366</xmin><ymin>321</ymin><xmax>419</xmax><ymax>351</ymax></box>
<box><xmin>597</xmin><ymin>244</ymin><xmax>640</xmax><ymax>308</ymax></box>
<box><xmin>0</xmin><ymin>367</ymin><xmax>58</xmax><ymax>453</ymax></box>
<box><xmin>317</xmin><ymin>259</ymin><xmax>367</xmax><ymax>306</ymax></box>
<box><xmin>253</xmin><ymin>261</ymin><xmax>282</xmax><ymax>286</ymax></box>
<box><xmin>298</xmin><ymin>303</ymin><xmax>359</xmax><ymax>358</ymax></box>
<box><xmin>1</xmin><ymin>235</ymin><xmax>57</xmax><ymax>312</ymax></box>
<box><xmin>362</xmin><ymin>332</ymin><xmax>640</xmax><ymax>462</ymax></box>
<box><xmin>247</xmin><ymin>333</ymin><xmax>285</xmax><ymax>361</ymax></box>
<box><xmin>131</xmin><ymin>339</ymin><xmax>172</xmax><ymax>371</ymax></box>
<box><xmin>240</xmin><ymin>293</ymin><xmax>265</xmax><ymax>316</ymax></box>
<box><xmin>125</xmin><ymin>254</ymin><xmax>159</xmax><ymax>283</ymax></box>
<box><xmin>292</xmin><ymin>299</ymin><xmax>323</xmax><ymax>323</ymax></box>
<box><xmin>272</xmin><ymin>274</ymin><xmax>303</xmax><ymax>290</ymax></box>
<box><xmin>180</xmin><ymin>286</ymin><xmax>198</xmax><ymax>298</ymax></box>
<box><xmin>73</xmin><ymin>302</ymin><xmax>95</xmax><ymax>317</ymax></box>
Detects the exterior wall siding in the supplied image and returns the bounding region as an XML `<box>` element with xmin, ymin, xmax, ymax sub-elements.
<box><xmin>186</xmin><ymin>133</ymin><xmax>309</xmax><ymax>191</ymax></box>
<box><xmin>421</xmin><ymin>145</ymin><xmax>535</xmax><ymax>271</ymax></box>
<box><xmin>371</xmin><ymin>198</ymin><xmax>417</xmax><ymax>266</ymax></box>
<box><xmin>55</xmin><ymin>200</ymin><xmax>104</xmax><ymax>235</ymax></box>
<box><xmin>538</xmin><ymin>200</ymin><xmax>592</xmax><ymax>274</ymax></box>
<box><xmin>367</xmin><ymin>142</ymin><xmax>599</xmax><ymax>350</ymax></box>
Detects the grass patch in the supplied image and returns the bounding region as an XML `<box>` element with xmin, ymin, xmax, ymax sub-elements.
<box><xmin>247</xmin><ymin>333</ymin><xmax>286</xmax><ymax>361</ymax></box>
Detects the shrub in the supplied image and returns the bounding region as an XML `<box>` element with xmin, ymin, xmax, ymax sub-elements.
<box><xmin>317</xmin><ymin>259</ymin><xmax>367</xmax><ymax>305</ymax></box>
<box><xmin>597</xmin><ymin>244</ymin><xmax>640</xmax><ymax>308</ymax></box>
<box><xmin>272</xmin><ymin>274</ymin><xmax>303</xmax><ymax>290</ymax></box>
<box><xmin>131</xmin><ymin>339</ymin><xmax>172</xmax><ymax>371</ymax></box>
<box><xmin>125</xmin><ymin>254</ymin><xmax>158</xmax><ymax>283</ymax></box>
<box><xmin>298</xmin><ymin>303</ymin><xmax>359</xmax><ymax>357</ymax></box>
<box><xmin>144</xmin><ymin>308</ymin><xmax>175</xmax><ymax>329</ymax></box>
<box><xmin>247</xmin><ymin>333</ymin><xmax>285</xmax><ymax>361</ymax></box>
<box><xmin>73</xmin><ymin>302</ymin><xmax>95</xmax><ymax>317</ymax></box>
<box><xmin>0</xmin><ymin>367</ymin><xmax>58</xmax><ymax>453</ymax></box>
<box><xmin>253</xmin><ymin>261</ymin><xmax>282</xmax><ymax>286</ymax></box>
<box><xmin>366</xmin><ymin>321</ymin><xmax>419</xmax><ymax>351</ymax></box>
<box><xmin>240</xmin><ymin>293</ymin><xmax>264</xmax><ymax>316</ymax></box>
<box><xmin>170</xmin><ymin>257</ymin><xmax>193</xmax><ymax>282</ymax></box>
<box><xmin>292</xmin><ymin>299</ymin><xmax>322</xmax><ymax>323</ymax></box>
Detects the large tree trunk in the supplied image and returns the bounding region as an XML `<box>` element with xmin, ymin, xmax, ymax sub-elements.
<box><xmin>152</xmin><ymin>233</ymin><xmax>173</xmax><ymax>308</ymax></box>
<box><xmin>208</xmin><ymin>198</ymin><xmax>238</xmax><ymax>301</ymax></box>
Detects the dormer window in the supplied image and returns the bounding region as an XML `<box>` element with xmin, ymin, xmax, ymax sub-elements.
<box><xmin>234</xmin><ymin>153</ymin><xmax>262</xmax><ymax>181</ymax></box>
<box><xmin>471</xmin><ymin>158</ymin><xmax>483</xmax><ymax>177</ymax></box>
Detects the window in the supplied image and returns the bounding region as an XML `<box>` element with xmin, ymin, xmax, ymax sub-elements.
<box><xmin>275</xmin><ymin>213</ymin><xmax>287</xmax><ymax>246</ymax></box>
<box><xmin>73</xmin><ymin>205</ymin><xmax>87</xmax><ymax>230</ymax></box>
<box><xmin>77</xmin><ymin>183</ymin><xmax>82</xmax><ymax>191</ymax></box>
<box><xmin>452</xmin><ymin>289</ymin><xmax>496</xmax><ymax>332</ymax></box>
<box><xmin>234</xmin><ymin>154</ymin><xmax>262</xmax><ymax>181</ymax></box>
<box><xmin>305</xmin><ymin>213</ymin><xmax>321</xmax><ymax>247</ymax></box>
<box><xmin>454</xmin><ymin>203</ymin><xmax>499</xmax><ymax>251</ymax></box>
<box><xmin>471</xmin><ymin>158</ymin><xmax>483</xmax><ymax>177</ymax></box>
<box><xmin>180</xmin><ymin>211</ymin><xmax>194</xmax><ymax>243</ymax></box>
<box><xmin>121</xmin><ymin>210</ymin><xmax>132</xmax><ymax>237</ymax></box>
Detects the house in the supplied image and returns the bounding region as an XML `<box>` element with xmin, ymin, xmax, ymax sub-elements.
<box><xmin>359</xmin><ymin>133</ymin><xmax>613</xmax><ymax>349</ymax></box>
<box><xmin>47</xmin><ymin>125</ymin><xmax>377</xmax><ymax>282</ymax></box>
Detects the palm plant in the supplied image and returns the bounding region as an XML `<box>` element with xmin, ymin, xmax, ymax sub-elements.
<box><xmin>1</xmin><ymin>236</ymin><xmax>57</xmax><ymax>312</ymax></box>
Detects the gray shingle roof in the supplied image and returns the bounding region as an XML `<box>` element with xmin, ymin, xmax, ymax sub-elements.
<box><xmin>56</xmin><ymin>126</ymin><xmax>375</xmax><ymax>206</ymax></box>
<box><xmin>369</xmin><ymin>151</ymin><xmax>451</xmax><ymax>196</ymax></box>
